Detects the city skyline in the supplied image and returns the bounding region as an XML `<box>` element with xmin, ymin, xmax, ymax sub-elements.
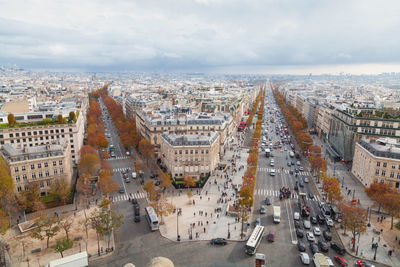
<box><xmin>1</xmin><ymin>0</ymin><xmax>400</xmax><ymax>74</ymax></box>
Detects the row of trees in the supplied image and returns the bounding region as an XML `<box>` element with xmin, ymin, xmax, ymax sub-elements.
<box><xmin>7</xmin><ymin>111</ymin><xmax>78</xmax><ymax>128</ymax></box>
<box><xmin>86</xmin><ymin>96</ymin><xmax>108</xmax><ymax>151</ymax></box>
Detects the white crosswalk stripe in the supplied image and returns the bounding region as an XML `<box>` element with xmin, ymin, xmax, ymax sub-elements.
<box><xmin>111</xmin><ymin>192</ymin><xmax>147</xmax><ymax>203</ymax></box>
<box><xmin>113</xmin><ymin>167</ymin><xmax>132</xmax><ymax>172</ymax></box>
<box><xmin>255</xmin><ymin>188</ymin><xmax>320</xmax><ymax>202</ymax></box>
<box><xmin>108</xmin><ymin>156</ymin><xmax>130</xmax><ymax>160</ymax></box>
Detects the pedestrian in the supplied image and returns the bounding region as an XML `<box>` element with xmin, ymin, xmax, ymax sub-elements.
<box><xmin>206</xmin><ymin>221</ymin><xmax>209</xmax><ymax>225</ymax></box>
<box><xmin>360</xmin><ymin>250</ymin><xmax>364</xmax><ymax>256</ymax></box>
<box><xmin>204</xmin><ymin>227</ymin><xmax>206</xmax><ymax>233</ymax></box>
<box><xmin>200</xmin><ymin>196</ymin><xmax>202</xmax><ymax>200</ymax></box>
<box><xmin>194</xmin><ymin>212</ymin><xmax>196</xmax><ymax>217</ymax></box>
<box><xmin>201</xmin><ymin>221</ymin><xmax>203</xmax><ymax>226</ymax></box>
<box><xmin>205</xmin><ymin>212</ymin><xmax>207</xmax><ymax>216</ymax></box>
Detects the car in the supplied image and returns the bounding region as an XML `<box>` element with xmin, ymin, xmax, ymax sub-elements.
<box><xmin>299</xmin><ymin>166</ymin><xmax>304</xmax><ymax>171</ymax></box>
<box><xmin>126</xmin><ymin>151</ymin><xmax>130</xmax><ymax>155</ymax></box>
<box><xmin>210</xmin><ymin>238</ymin><xmax>227</xmax><ymax>245</ymax></box>
<box><xmin>319</xmin><ymin>202</ymin><xmax>325</xmax><ymax>208</ymax></box>
<box><xmin>295</xmin><ymin>168</ymin><xmax>299</xmax><ymax>173</ymax></box>
<box><xmin>267</xmin><ymin>230</ymin><xmax>275</xmax><ymax>242</ymax></box>
<box><xmin>294</xmin><ymin>185</ymin><xmax>299</xmax><ymax>191</ymax></box>
<box><xmin>296</xmin><ymin>161</ymin><xmax>301</xmax><ymax>166</ymax></box>
<box><xmin>331</xmin><ymin>242</ymin><xmax>346</xmax><ymax>255</ymax></box>
<box><xmin>296</xmin><ymin>228</ymin><xmax>304</xmax><ymax>238</ymax></box>
<box><xmin>119</xmin><ymin>186</ymin><xmax>125</xmax><ymax>193</ymax></box>
<box><xmin>121</xmin><ymin>169</ymin><xmax>127</xmax><ymax>174</ymax></box>
<box><xmin>303</xmin><ymin>220</ymin><xmax>311</xmax><ymax>229</ymax></box>
<box><xmin>326</xmin><ymin>218</ymin><xmax>334</xmax><ymax>227</ymax></box>
<box><xmin>294</xmin><ymin>212</ymin><xmax>300</xmax><ymax>220</ymax></box>
<box><xmin>265</xmin><ymin>197</ymin><xmax>271</xmax><ymax>205</ymax></box>
<box><xmin>355</xmin><ymin>260</ymin><xmax>375</xmax><ymax>267</ymax></box>
<box><xmin>255</xmin><ymin>218</ymin><xmax>261</xmax><ymax>226</ymax></box>
<box><xmin>304</xmin><ymin>177</ymin><xmax>309</xmax><ymax>183</ymax></box>
<box><xmin>154</xmin><ymin>180</ymin><xmax>161</xmax><ymax>186</ymax></box>
<box><xmin>310</xmin><ymin>216</ymin><xmax>317</xmax><ymax>224</ymax></box>
<box><xmin>318</xmin><ymin>240</ymin><xmax>329</xmax><ymax>252</ymax></box>
<box><xmin>131</xmin><ymin>198</ymin><xmax>138</xmax><ymax>205</ymax></box>
<box><xmin>260</xmin><ymin>205</ymin><xmax>266</xmax><ymax>214</ymax></box>
<box><xmin>299</xmin><ymin>252</ymin><xmax>310</xmax><ymax>265</ymax></box>
<box><xmin>297</xmin><ymin>241</ymin><xmax>306</xmax><ymax>252</ymax></box>
<box><xmin>313</xmin><ymin>227</ymin><xmax>321</xmax><ymax>236</ymax></box>
<box><xmin>150</xmin><ymin>173</ymin><xmax>159</xmax><ymax>179</ymax></box>
<box><xmin>308</xmin><ymin>193</ymin><xmax>314</xmax><ymax>199</ymax></box>
<box><xmin>289</xmin><ymin>169</ymin><xmax>294</xmax><ymax>174</ymax></box>
<box><xmin>125</xmin><ymin>177</ymin><xmax>131</xmax><ymax>183</ymax></box>
<box><xmin>294</xmin><ymin>220</ymin><xmax>301</xmax><ymax>228</ymax></box>
<box><xmin>306</xmin><ymin>232</ymin><xmax>315</xmax><ymax>242</ymax></box>
<box><xmin>309</xmin><ymin>243</ymin><xmax>319</xmax><ymax>254</ymax></box>
<box><xmin>134</xmin><ymin>204</ymin><xmax>140</xmax><ymax>222</ymax></box>
<box><xmin>323</xmin><ymin>230</ymin><xmax>332</xmax><ymax>241</ymax></box>
<box><xmin>287</xmin><ymin>162</ymin><xmax>292</xmax><ymax>167</ymax></box>
<box><xmin>299</xmin><ymin>181</ymin><xmax>304</xmax><ymax>187</ymax></box>
<box><xmin>334</xmin><ymin>256</ymin><xmax>348</xmax><ymax>266</ymax></box>
<box><xmin>317</xmin><ymin>214</ymin><xmax>325</xmax><ymax>224</ymax></box>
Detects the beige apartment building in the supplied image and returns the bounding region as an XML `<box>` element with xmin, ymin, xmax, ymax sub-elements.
<box><xmin>352</xmin><ymin>138</ymin><xmax>400</xmax><ymax>189</ymax></box>
<box><xmin>159</xmin><ymin>132</ymin><xmax>220</xmax><ymax>180</ymax></box>
<box><xmin>0</xmin><ymin>140</ymin><xmax>73</xmax><ymax>196</ymax></box>
<box><xmin>0</xmin><ymin>112</ymin><xmax>85</xmax><ymax>163</ymax></box>
<box><xmin>315</xmin><ymin>105</ymin><xmax>334</xmax><ymax>139</ymax></box>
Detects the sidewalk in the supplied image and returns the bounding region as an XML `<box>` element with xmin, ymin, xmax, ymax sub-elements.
<box><xmin>311</xmin><ymin>136</ymin><xmax>400</xmax><ymax>267</ymax></box>
<box><xmin>160</xmin><ymin>130</ymin><xmax>254</xmax><ymax>242</ymax></box>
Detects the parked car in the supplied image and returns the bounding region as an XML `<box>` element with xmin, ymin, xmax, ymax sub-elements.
<box><xmin>294</xmin><ymin>212</ymin><xmax>300</xmax><ymax>220</ymax></box>
<box><xmin>355</xmin><ymin>260</ymin><xmax>375</xmax><ymax>267</ymax></box>
<box><xmin>267</xmin><ymin>230</ymin><xmax>276</xmax><ymax>242</ymax></box>
<box><xmin>303</xmin><ymin>220</ymin><xmax>311</xmax><ymax>229</ymax></box>
<box><xmin>299</xmin><ymin>181</ymin><xmax>304</xmax><ymax>187</ymax></box>
<box><xmin>303</xmin><ymin>177</ymin><xmax>309</xmax><ymax>183</ymax></box>
<box><xmin>119</xmin><ymin>186</ymin><xmax>125</xmax><ymax>194</ymax></box>
<box><xmin>255</xmin><ymin>218</ymin><xmax>261</xmax><ymax>226</ymax></box>
<box><xmin>318</xmin><ymin>240</ymin><xmax>329</xmax><ymax>252</ymax></box>
<box><xmin>334</xmin><ymin>256</ymin><xmax>348</xmax><ymax>266</ymax></box>
<box><xmin>323</xmin><ymin>230</ymin><xmax>332</xmax><ymax>241</ymax></box>
<box><xmin>265</xmin><ymin>197</ymin><xmax>271</xmax><ymax>205</ymax></box>
<box><xmin>306</xmin><ymin>232</ymin><xmax>315</xmax><ymax>242</ymax></box>
<box><xmin>331</xmin><ymin>242</ymin><xmax>346</xmax><ymax>255</ymax></box>
<box><xmin>309</xmin><ymin>243</ymin><xmax>319</xmax><ymax>254</ymax></box>
<box><xmin>294</xmin><ymin>220</ymin><xmax>301</xmax><ymax>228</ymax></box>
<box><xmin>317</xmin><ymin>214</ymin><xmax>325</xmax><ymax>224</ymax></box>
<box><xmin>297</xmin><ymin>241</ymin><xmax>306</xmax><ymax>252</ymax></box>
<box><xmin>326</xmin><ymin>217</ymin><xmax>334</xmax><ymax>227</ymax></box>
<box><xmin>308</xmin><ymin>193</ymin><xmax>314</xmax><ymax>199</ymax></box>
<box><xmin>313</xmin><ymin>227</ymin><xmax>321</xmax><ymax>236</ymax></box>
<box><xmin>260</xmin><ymin>205</ymin><xmax>266</xmax><ymax>214</ymax></box>
<box><xmin>296</xmin><ymin>228</ymin><xmax>304</xmax><ymax>238</ymax></box>
<box><xmin>299</xmin><ymin>252</ymin><xmax>310</xmax><ymax>265</ymax></box>
<box><xmin>310</xmin><ymin>216</ymin><xmax>317</xmax><ymax>224</ymax></box>
<box><xmin>210</xmin><ymin>238</ymin><xmax>227</xmax><ymax>245</ymax></box>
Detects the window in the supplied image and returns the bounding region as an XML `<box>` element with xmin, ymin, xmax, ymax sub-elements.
<box><xmin>15</xmin><ymin>175</ymin><xmax>20</xmax><ymax>182</ymax></box>
<box><xmin>16</xmin><ymin>133</ymin><xmax>19</xmax><ymax>137</ymax></box>
<box><xmin>24</xmin><ymin>185</ymin><xmax>28</xmax><ymax>191</ymax></box>
<box><xmin>44</xmin><ymin>162</ymin><xmax>48</xmax><ymax>168</ymax></box>
<box><xmin>392</xmin><ymin>165</ymin><xmax>396</xmax><ymax>169</ymax></box>
<box><xmin>22</xmin><ymin>174</ymin><xmax>27</xmax><ymax>180</ymax></box>
<box><xmin>21</xmin><ymin>165</ymin><xmax>26</xmax><ymax>171</ymax></box>
<box><xmin>59</xmin><ymin>160</ymin><xmax>63</xmax><ymax>165</ymax></box>
<box><xmin>397</xmin><ymin>173</ymin><xmax>400</xmax><ymax>179</ymax></box>
<box><xmin>45</xmin><ymin>171</ymin><xmax>50</xmax><ymax>177</ymax></box>
<box><xmin>60</xmin><ymin>168</ymin><xmax>64</xmax><ymax>174</ymax></box>
<box><xmin>179</xmin><ymin>150</ymin><xmax>182</xmax><ymax>154</ymax></box>
<box><xmin>31</xmin><ymin>164</ymin><xmax>35</xmax><ymax>170</ymax></box>
<box><xmin>375</xmin><ymin>169</ymin><xmax>380</xmax><ymax>175</ymax></box>
<box><xmin>38</xmin><ymin>172</ymin><xmax>43</xmax><ymax>178</ymax></box>
<box><xmin>32</xmin><ymin>173</ymin><xmax>36</xmax><ymax>179</ymax></box>
<box><xmin>14</xmin><ymin>167</ymin><xmax>19</xmax><ymax>172</ymax></box>
<box><xmin>28</xmin><ymin>131</ymin><xmax>31</xmax><ymax>136</ymax></box>
<box><xmin>377</xmin><ymin>162</ymin><xmax>380</xmax><ymax>167</ymax></box>
<box><xmin>390</xmin><ymin>172</ymin><xmax>395</xmax><ymax>178</ymax></box>
<box><xmin>47</xmin><ymin>180</ymin><xmax>51</xmax><ymax>186</ymax></box>
<box><xmin>17</xmin><ymin>186</ymin><xmax>22</xmax><ymax>192</ymax></box>
<box><xmin>54</xmin><ymin>169</ymin><xmax>58</xmax><ymax>175</ymax></box>
<box><xmin>190</xmin><ymin>150</ymin><xmax>193</xmax><ymax>154</ymax></box>
<box><xmin>40</xmin><ymin>181</ymin><xmax>44</xmax><ymax>188</ymax></box>
<box><xmin>381</xmin><ymin>170</ymin><xmax>386</xmax><ymax>177</ymax></box>
<box><xmin>53</xmin><ymin>161</ymin><xmax>57</xmax><ymax>166</ymax></box>
<box><xmin>206</xmin><ymin>150</ymin><xmax>209</xmax><ymax>154</ymax></box>
<box><xmin>9</xmin><ymin>133</ymin><xmax>13</xmax><ymax>138</ymax></box>
<box><xmin>38</xmin><ymin>163</ymin><xmax>41</xmax><ymax>169</ymax></box>
<box><xmin>383</xmin><ymin>163</ymin><xmax>387</xmax><ymax>168</ymax></box>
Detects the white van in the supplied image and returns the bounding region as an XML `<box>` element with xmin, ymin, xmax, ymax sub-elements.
<box><xmin>131</xmin><ymin>172</ymin><xmax>137</xmax><ymax>179</ymax></box>
<box><xmin>270</xmin><ymin>169</ymin><xmax>276</xmax><ymax>176</ymax></box>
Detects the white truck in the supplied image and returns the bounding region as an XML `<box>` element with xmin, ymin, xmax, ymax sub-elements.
<box><xmin>313</xmin><ymin>253</ymin><xmax>330</xmax><ymax>267</ymax></box>
<box><xmin>45</xmin><ymin>252</ymin><xmax>88</xmax><ymax>267</ymax></box>
<box><xmin>273</xmin><ymin>206</ymin><xmax>281</xmax><ymax>223</ymax></box>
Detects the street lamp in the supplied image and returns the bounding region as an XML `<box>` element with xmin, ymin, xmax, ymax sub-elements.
<box><xmin>228</xmin><ymin>223</ymin><xmax>231</xmax><ymax>239</ymax></box>
<box><xmin>373</xmin><ymin>243</ymin><xmax>378</xmax><ymax>260</ymax></box>
<box><xmin>342</xmin><ymin>176</ymin><xmax>344</xmax><ymax>188</ymax></box>
<box><xmin>177</xmin><ymin>212</ymin><xmax>180</xmax><ymax>241</ymax></box>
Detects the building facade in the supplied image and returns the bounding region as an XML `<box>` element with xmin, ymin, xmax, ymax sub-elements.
<box><xmin>352</xmin><ymin>138</ymin><xmax>400</xmax><ymax>189</ymax></box>
<box><xmin>159</xmin><ymin>132</ymin><xmax>220</xmax><ymax>180</ymax></box>
<box><xmin>0</xmin><ymin>140</ymin><xmax>73</xmax><ymax>196</ymax></box>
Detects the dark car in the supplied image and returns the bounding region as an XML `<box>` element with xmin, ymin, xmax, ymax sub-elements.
<box><xmin>323</xmin><ymin>230</ymin><xmax>332</xmax><ymax>241</ymax></box>
<box><xmin>131</xmin><ymin>198</ymin><xmax>138</xmax><ymax>205</ymax></box>
<box><xmin>134</xmin><ymin>204</ymin><xmax>140</xmax><ymax>222</ymax></box>
<box><xmin>331</xmin><ymin>242</ymin><xmax>346</xmax><ymax>255</ymax></box>
<box><xmin>295</xmin><ymin>168</ymin><xmax>299</xmax><ymax>173</ymax></box>
<box><xmin>299</xmin><ymin>181</ymin><xmax>304</xmax><ymax>187</ymax></box>
<box><xmin>289</xmin><ymin>169</ymin><xmax>294</xmax><ymax>174</ymax></box>
<box><xmin>308</xmin><ymin>193</ymin><xmax>314</xmax><ymax>199</ymax></box>
<box><xmin>296</xmin><ymin>228</ymin><xmax>304</xmax><ymax>238</ymax></box>
<box><xmin>334</xmin><ymin>256</ymin><xmax>348</xmax><ymax>266</ymax></box>
<box><xmin>294</xmin><ymin>185</ymin><xmax>299</xmax><ymax>191</ymax></box>
<box><xmin>155</xmin><ymin>180</ymin><xmax>161</xmax><ymax>186</ymax></box>
<box><xmin>310</xmin><ymin>243</ymin><xmax>319</xmax><ymax>254</ymax></box>
<box><xmin>310</xmin><ymin>216</ymin><xmax>317</xmax><ymax>224</ymax></box>
<box><xmin>267</xmin><ymin>230</ymin><xmax>276</xmax><ymax>242</ymax></box>
<box><xmin>317</xmin><ymin>214</ymin><xmax>325</xmax><ymax>224</ymax></box>
<box><xmin>294</xmin><ymin>220</ymin><xmax>301</xmax><ymax>228</ymax></box>
<box><xmin>297</xmin><ymin>241</ymin><xmax>306</xmax><ymax>252</ymax></box>
<box><xmin>210</xmin><ymin>238</ymin><xmax>227</xmax><ymax>245</ymax></box>
<box><xmin>287</xmin><ymin>162</ymin><xmax>291</xmax><ymax>167</ymax></box>
<box><xmin>318</xmin><ymin>240</ymin><xmax>329</xmax><ymax>252</ymax></box>
<box><xmin>150</xmin><ymin>173</ymin><xmax>159</xmax><ymax>179</ymax></box>
<box><xmin>265</xmin><ymin>197</ymin><xmax>271</xmax><ymax>205</ymax></box>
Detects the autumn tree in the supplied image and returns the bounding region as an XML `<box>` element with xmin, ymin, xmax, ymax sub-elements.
<box><xmin>138</xmin><ymin>139</ymin><xmax>154</xmax><ymax>165</ymax></box>
<box><xmin>238</xmin><ymin>186</ymin><xmax>253</xmax><ymax>238</ymax></box>
<box><xmin>150</xmin><ymin>195</ymin><xmax>174</xmax><ymax>224</ymax></box>
<box><xmin>76</xmin><ymin>173</ymin><xmax>92</xmax><ymax>208</ymax></box>
<box><xmin>78</xmin><ymin>152</ymin><xmax>100</xmax><ymax>176</ymax></box>
<box><xmin>31</xmin><ymin>216</ymin><xmax>60</xmax><ymax>248</ymax></box>
<box><xmin>7</xmin><ymin>113</ymin><xmax>16</xmax><ymax>126</ymax></box>
<box><xmin>68</xmin><ymin>111</ymin><xmax>76</xmax><ymax>123</ymax></box>
<box><xmin>183</xmin><ymin>176</ymin><xmax>196</xmax><ymax>189</ymax></box>
<box><xmin>323</xmin><ymin>176</ymin><xmax>343</xmax><ymax>204</ymax></box>
<box><xmin>365</xmin><ymin>182</ymin><xmax>396</xmax><ymax>214</ymax></box>
<box><xmin>52</xmin><ymin>238</ymin><xmax>73</xmax><ymax>258</ymax></box>
<box><xmin>58</xmin><ymin>216</ymin><xmax>73</xmax><ymax>240</ymax></box>
<box><xmin>18</xmin><ymin>182</ymin><xmax>44</xmax><ymax>213</ymax></box>
<box><xmin>342</xmin><ymin>204</ymin><xmax>368</xmax><ymax>251</ymax></box>
<box><xmin>57</xmin><ymin>114</ymin><xmax>63</xmax><ymax>124</ymax></box>
<box><xmin>160</xmin><ymin>172</ymin><xmax>172</xmax><ymax>192</ymax></box>
<box><xmin>382</xmin><ymin>191</ymin><xmax>400</xmax><ymax>229</ymax></box>
<box><xmin>49</xmin><ymin>178</ymin><xmax>72</xmax><ymax>205</ymax></box>
<box><xmin>0</xmin><ymin>157</ymin><xmax>15</xmax><ymax>232</ymax></box>
<box><xmin>97</xmin><ymin>169</ymin><xmax>119</xmax><ymax>196</ymax></box>
<box><xmin>310</xmin><ymin>145</ymin><xmax>322</xmax><ymax>156</ymax></box>
<box><xmin>143</xmin><ymin>180</ymin><xmax>157</xmax><ymax>201</ymax></box>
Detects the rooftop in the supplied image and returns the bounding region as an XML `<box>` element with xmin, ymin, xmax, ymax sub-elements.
<box><xmin>358</xmin><ymin>138</ymin><xmax>400</xmax><ymax>160</ymax></box>
<box><xmin>161</xmin><ymin>132</ymin><xmax>219</xmax><ymax>147</ymax></box>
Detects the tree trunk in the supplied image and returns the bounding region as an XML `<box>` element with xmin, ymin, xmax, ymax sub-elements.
<box><xmin>352</xmin><ymin>232</ymin><xmax>356</xmax><ymax>251</ymax></box>
<box><xmin>391</xmin><ymin>216</ymin><xmax>394</xmax><ymax>230</ymax></box>
<box><xmin>378</xmin><ymin>203</ymin><xmax>381</xmax><ymax>214</ymax></box>
<box><xmin>66</xmin><ymin>231</ymin><xmax>69</xmax><ymax>240</ymax></box>
<box><xmin>47</xmin><ymin>236</ymin><xmax>50</xmax><ymax>248</ymax></box>
<box><xmin>108</xmin><ymin>233</ymin><xmax>111</xmax><ymax>249</ymax></box>
<box><xmin>97</xmin><ymin>233</ymin><xmax>100</xmax><ymax>255</ymax></box>
<box><xmin>60</xmin><ymin>251</ymin><xmax>64</xmax><ymax>258</ymax></box>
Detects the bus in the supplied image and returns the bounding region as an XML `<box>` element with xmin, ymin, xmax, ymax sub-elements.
<box><xmin>245</xmin><ymin>225</ymin><xmax>264</xmax><ymax>255</ymax></box>
<box><xmin>145</xmin><ymin>206</ymin><xmax>159</xmax><ymax>231</ymax></box>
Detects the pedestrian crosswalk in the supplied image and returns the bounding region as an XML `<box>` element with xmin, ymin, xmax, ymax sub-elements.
<box><xmin>113</xmin><ymin>167</ymin><xmax>133</xmax><ymax>172</ymax></box>
<box><xmin>111</xmin><ymin>192</ymin><xmax>147</xmax><ymax>203</ymax></box>
<box><xmin>108</xmin><ymin>156</ymin><xmax>130</xmax><ymax>160</ymax></box>
<box><xmin>254</xmin><ymin>188</ymin><xmax>321</xmax><ymax>202</ymax></box>
<box><xmin>257</xmin><ymin>167</ymin><xmax>310</xmax><ymax>176</ymax></box>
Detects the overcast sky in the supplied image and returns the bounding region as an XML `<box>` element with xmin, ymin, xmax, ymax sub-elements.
<box><xmin>1</xmin><ymin>0</ymin><xmax>400</xmax><ymax>74</ymax></box>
